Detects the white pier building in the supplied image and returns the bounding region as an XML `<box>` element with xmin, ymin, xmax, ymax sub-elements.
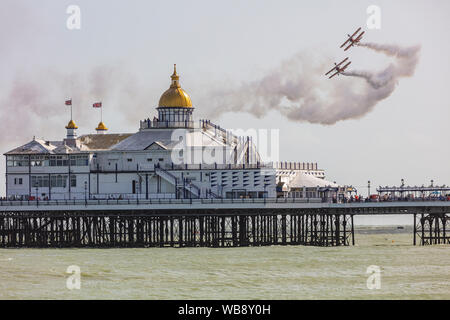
<box><xmin>4</xmin><ymin>66</ymin><xmax>345</xmax><ymax>201</ymax></box>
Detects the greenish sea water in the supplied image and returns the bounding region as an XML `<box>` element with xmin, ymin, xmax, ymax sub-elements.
<box><xmin>0</xmin><ymin>228</ymin><xmax>449</xmax><ymax>300</ymax></box>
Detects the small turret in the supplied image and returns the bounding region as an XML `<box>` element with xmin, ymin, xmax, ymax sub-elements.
<box><xmin>65</xmin><ymin>119</ymin><xmax>78</xmax><ymax>138</ymax></box>
<box><xmin>96</xmin><ymin>121</ymin><xmax>108</xmax><ymax>134</ymax></box>
<box><xmin>64</xmin><ymin>119</ymin><xmax>78</xmax><ymax>147</ymax></box>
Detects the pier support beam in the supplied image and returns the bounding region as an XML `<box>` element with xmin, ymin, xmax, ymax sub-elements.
<box><xmin>415</xmin><ymin>212</ymin><xmax>450</xmax><ymax>245</ymax></box>
<box><xmin>0</xmin><ymin>210</ymin><xmax>356</xmax><ymax>248</ymax></box>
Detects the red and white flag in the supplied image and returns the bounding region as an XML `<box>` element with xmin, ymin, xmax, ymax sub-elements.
<box><xmin>65</xmin><ymin>99</ymin><xmax>72</xmax><ymax>106</ymax></box>
<box><xmin>93</xmin><ymin>102</ymin><xmax>102</xmax><ymax>108</ymax></box>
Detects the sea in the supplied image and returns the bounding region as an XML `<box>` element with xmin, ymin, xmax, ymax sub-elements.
<box><xmin>0</xmin><ymin>222</ymin><xmax>449</xmax><ymax>300</ymax></box>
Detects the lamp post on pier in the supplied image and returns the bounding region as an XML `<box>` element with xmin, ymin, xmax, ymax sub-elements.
<box><xmin>34</xmin><ymin>183</ymin><xmax>39</xmax><ymax>206</ymax></box>
<box><xmin>264</xmin><ymin>184</ymin><xmax>267</xmax><ymax>204</ymax></box>
<box><xmin>368</xmin><ymin>180</ymin><xmax>371</xmax><ymax>199</ymax></box>
<box><xmin>84</xmin><ymin>181</ymin><xmax>87</xmax><ymax>205</ymax></box>
<box><xmin>400</xmin><ymin>178</ymin><xmax>405</xmax><ymax>200</ymax></box>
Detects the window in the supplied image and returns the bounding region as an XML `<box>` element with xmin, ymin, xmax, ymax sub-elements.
<box><xmin>31</xmin><ymin>176</ymin><xmax>49</xmax><ymax>188</ymax></box>
<box><xmin>127</xmin><ymin>158</ymin><xmax>133</xmax><ymax>162</ymax></box>
<box><xmin>70</xmin><ymin>175</ymin><xmax>77</xmax><ymax>187</ymax></box>
<box><xmin>69</xmin><ymin>155</ymin><xmax>89</xmax><ymax>166</ymax></box>
<box><xmin>7</xmin><ymin>155</ymin><xmax>29</xmax><ymax>167</ymax></box>
<box><xmin>58</xmin><ymin>175</ymin><xmax>66</xmax><ymax>188</ymax></box>
<box><xmin>30</xmin><ymin>155</ymin><xmax>47</xmax><ymax>166</ymax></box>
<box><xmin>50</xmin><ymin>175</ymin><xmax>67</xmax><ymax>188</ymax></box>
<box><xmin>14</xmin><ymin>178</ymin><xmax>23</xmax><ymax>185</ymax></box>
<box><xmin>49</xmin><ymin>155</ymin><xmax>68</xmax><ymax>167</ymax></box>
<box><xmin>147</xmin><ymin>158</ymin><xmax>152</xmax><ymax>162</ymax></box>
<box><xmin>158</xmin><ymin>158</ymin><xmax>164</xmax><ymax>162</ymax></box>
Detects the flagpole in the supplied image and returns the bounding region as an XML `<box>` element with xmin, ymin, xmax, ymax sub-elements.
<box><xmin>71</xmin><ymin>99</ymin><xmax>73</xmax><ymax>120</ymax></box>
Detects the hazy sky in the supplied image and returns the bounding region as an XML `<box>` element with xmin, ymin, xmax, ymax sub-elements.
<box><xmin>1</xmin><ymin>0</ymin><xmax>449</xmax><ymax>198</ymax></box>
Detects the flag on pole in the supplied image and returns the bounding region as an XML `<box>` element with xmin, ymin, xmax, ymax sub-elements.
<box><xmin>93</xmin><ymin>102</ymin><xmax>102</xmax><ymax>108</ymax></box>
<box><xmin>65</xmin><ymin>99</ymin><xmax>72</xmax><ymax>105</ymax></box>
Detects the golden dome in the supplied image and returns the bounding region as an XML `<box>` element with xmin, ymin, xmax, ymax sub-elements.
<box><xmin>65</xmin><ymin>120</ymin><xmax>78</xmax><ymax>129</ymax></box>
<box><xmin>96</xmin><ymin>122</ymin><xmax>108</xmax><ymax>131</ymax></box>
<box><xmin>158</xmin><ymin>64</ymin><xmax>193</xmax><ymax>108</ymax></box>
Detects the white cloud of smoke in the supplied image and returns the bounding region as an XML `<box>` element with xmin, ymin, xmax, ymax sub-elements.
<box><xmin>203</xmin><ymin>43</ymin><xmax>421</xmax><ymax>125</ymax></box>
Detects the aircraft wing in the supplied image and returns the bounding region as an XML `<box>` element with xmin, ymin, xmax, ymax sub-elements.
<box><xmin>350</xmin><ymin>27</ymin><xmax>361</xmax><ymax>38</ymax></box>
<box><xmin>341</xmin><ymin>61</ymin><xmax>351</xmax><ymax>71</ymax></box>
<box><xmin>355</xmin><ymin>31</ymin><xmax>365</xmax><ymax>42</ymax></box>
<box><xmin>344</xmin><ymin>42</ymin><xmax>354</xmax><ymax>51</ymax></box>
<box><xmin>336</xmin><ymin>57</ymin><xmax>348</xmax><ymax>66</ymax></box>
<box><xmin>325</xmin><ymin>66</ymin><xmax>337</xmax><ymax>76</ymax></box>
<box><xmin>340</xmin><ymin>38</ymin><xmax>351</xmax><ymax>48</ymax></box>
<box><xmin>328</xmin><ymin>71</ymin><xmax>339</xmax><ymax>79</ymax></box>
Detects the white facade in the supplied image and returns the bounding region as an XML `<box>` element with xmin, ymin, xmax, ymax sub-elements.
<box><xmin>4</xmin><ymin>134</ymin><xmax>278</xmax><ymax>200</ymax></box>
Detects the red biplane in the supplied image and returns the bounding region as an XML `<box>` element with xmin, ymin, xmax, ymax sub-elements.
<box><xmin>325</xmin><ymin>57</ymin><xmax>351</xmax><ymax>79</ymax></box>
<box><xmin>340</xmin><ymin>27</ymin><xmax>365</xmax><ymax>51</ymax></box>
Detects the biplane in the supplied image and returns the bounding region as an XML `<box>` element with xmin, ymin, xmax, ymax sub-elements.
<box><xmin>340</xmin><ymin>27</ymin><xmax>365</xmax><ymax>51</ymax></box>
<box><xmin>325</xmin><ymin>57</ymin><xmax>351</xmax><ymax>79</ymax></box>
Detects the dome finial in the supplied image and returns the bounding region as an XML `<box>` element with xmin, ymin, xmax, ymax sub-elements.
<box><xmin>170</xmin><ymin>63</ymin><xmax>180</xmax><ymax>88</ymax></box>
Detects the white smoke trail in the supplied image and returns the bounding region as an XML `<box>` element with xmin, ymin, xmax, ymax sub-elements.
<box><xmin>202</xmin><ymin>44</ymin><xmax>421</xmax><ymax>125</ymax></box>
<box><xmin>344</xmin><ymin>43</ymin><xmax>421</xmax><ymax>88</ymax></box>
<box><xmin>358</xmin><ymin>42</ymin><xmax>421</xmax><ymax>74</ymax></box>
<box><xmin>342</xmin><ymin>65</ymin><xmax>396</xmax><ymax>89</ymax></box>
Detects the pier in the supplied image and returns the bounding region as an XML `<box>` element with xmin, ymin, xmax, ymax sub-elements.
<box><xmin>0</xmin><ymin>199</ymin><xmax>448</xmax><ymax>248</ymax></box>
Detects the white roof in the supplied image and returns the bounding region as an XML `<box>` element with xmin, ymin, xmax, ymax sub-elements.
<box><xmin>289</xmin><ymin>173</ymin><xmax>339</xmax><ymax>188</ymax></box>
<box><xmin>111</xmin><ymin>128</ymin><xmax>230</xmax><ymax>151</ymax></box>
<box><xmin>5</xmin><ymin>139</ymin><xmax>57</xmax><ymax>155</ymax></box>
<box><xmin>5</xmin><ymin>134</ymin><xmax>132</xmax><ymax>155</ymax></box>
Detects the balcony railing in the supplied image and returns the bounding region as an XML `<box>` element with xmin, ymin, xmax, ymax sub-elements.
<box><xmin>275</xmin><ymin>161</ymin><xmax>319</xmax><ymax>171</ymax></box>
<box><xmin>91</xmin><ymin>162</ymin><xmax>277</xmax><ymax>173</ymax></box>
<box><xmin>140</xmin><ymin>120</ymin><xmax>195</xmax><ymax>129</ymax></box>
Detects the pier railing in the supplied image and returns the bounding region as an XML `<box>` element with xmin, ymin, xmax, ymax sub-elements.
<box><xmin>0</xmin><ymin>196</ymin><xmax>449</xmax><ymax>207</ymax></box>
<box><xmin>0</xmin><ymin>197</ymin><xmax>322</xmax><ymax>207</ymax></box>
